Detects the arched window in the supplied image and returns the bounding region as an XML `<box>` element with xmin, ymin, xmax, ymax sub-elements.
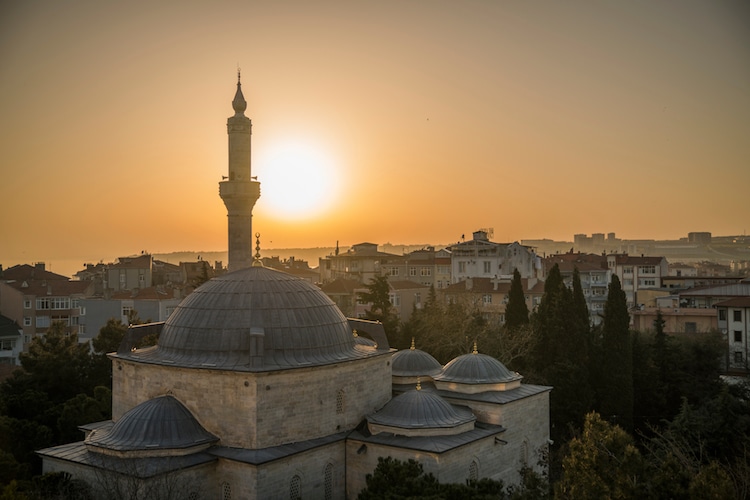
<box><xmin>469</xmin><ymin>460</ymin><xmax>479</xmax><ymax>481</ymax></box>
<box><xmin>324</xmin><ymin>463</ymin><xmax>334</xmax><ymax>499</ymax></box>
<box><xmin>221</xmin><ymin>482</ymin><xmax>231</xmax><ymax>500</ymax></box>
<box><xmin>336</xmin><ymin>389</ymin><xmax>345</xmax><ymax>414</ymax></box>
<box><xmin>520</xmin><ymin>440</ymin><xmax>529</xmax><ymax>466</ymax></box>
<box><xmin>290</xmin><ymin>474</ymin><xmax>301</xmax><ymax>500</ymax></box>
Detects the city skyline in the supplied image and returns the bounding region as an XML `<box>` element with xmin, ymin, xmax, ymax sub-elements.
<box><xmin>2</xmin><ymin>1</ymin><xmax>748</xmax><ymax>275</ymax></box>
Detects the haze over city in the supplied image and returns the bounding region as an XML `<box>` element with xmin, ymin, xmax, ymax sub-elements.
<box><xmin>2</xmin><ymin>1</ymin><xmax>748</xmax><ymax>277</ymax></box>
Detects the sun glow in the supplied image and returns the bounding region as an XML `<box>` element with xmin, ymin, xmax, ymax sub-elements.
<box><xmin>255</xmin><ymin>139</ymin><xmax>340</xmax><ymax>220</ymax></box>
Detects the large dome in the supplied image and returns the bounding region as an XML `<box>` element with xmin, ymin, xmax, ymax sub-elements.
<box><xmin>131</xmin><ymin>266</ymin><xmax>372</xmax><ymax>371</ymax></box>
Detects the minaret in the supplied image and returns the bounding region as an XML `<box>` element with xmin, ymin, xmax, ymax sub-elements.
<box><xmin>220</xmin><ymin>71</ymin><xmax>261</xmax><ymax>272</ymax></box>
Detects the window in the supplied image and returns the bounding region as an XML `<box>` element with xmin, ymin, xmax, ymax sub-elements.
<box><xmin>591</xmin><ymin>274</ymin><xmax>602</xmax><ymax>283</ymax></box>
<box><xmin>520</xmin><ymin>440</ymin><xmax>530</xmax><ymax>465</ymax></box>
<box><xmin>469</xmin><ymin>460</ymin><xmax>479</xmax><ymax>481</ymax></box>
<box><xmin>119</xmin><ymin>271</ymin><xmax>126</xmax><ymax>283</ymax></box>
<box><xmin>685</xmin><ymin>322</ymin><xmax>697</xmax><ymax>333</ymax></box>
<box><xmin>420</xmin><ymin>267</ymin><xmax>431</xmax><ymax>277</ymax></box>
<box><xmin>458</xmin><ymin>262</ymin><xmax>467</xmax><ymax>273</ymax></box>
<box><xmin>389</xmin><ymin>294</ymin><xmax>400</xmax><ymax>307</ymax></box>
<box><xmin>483</xmin><ymin>261</ymin><xmax>492</xmax><ymax>273</ymax></box>
<box><xmin>623</xmin><ymin>267</ymin><xmax>633</xmax><ymax>275</ymax></box>
<box><xmin>409</xmin><ymin>268</ymin><xmax>417</xmax><ymax>277</ymax></box>
<box><xmin>37</xmin><ymin>298</ymin><xmax>70</xmax><ymax>310</ymax></box>
<box><xmin>324</xmin><ymin>463</ymin><xmax>333</xmax><ymax>500</ymax></box>
<box><xmin>35</xmin><ymin>316</ymin><xmax>50</xmax><ymax>328</ymax></box>
<box><xmin>639</xmin><ymin>265</ymin><xmax>656</xmax><ymax>274</ymax></box>
<box><xmin>482</xmin><ymin>294</ymin><xmax>492</xmax><ymax>305</ymax></box>
<box><xmin>734</xmin><ymin>310</ymin><xmax>742</xmax><ymax>322</ymax></box>
<box><xmin>336</xmin><ymin>390</ymin><xmax>345</xmax><ymax>414</ymax></box>
<box><xmin>735</xmin><ymin>331</ymin><xmax>743</xmax><ymax>342</ymax></box>
<box><xmin>386</xmin><ymin>267</ymin><xmax>399</xmax><ymax>276</ymax></box>
<box><xmin>1</xmin><ymin>340</ymin><xmax>15</xmax><ymax>351</ymax></box>
<box><xmin>23</xmin><ymin>300</ymin><xmax>31</xmax><ymax>309</ymax></box>
<box><xmin>719</xmin><ymin>309</ymin><xmax>727</xmax><ymax>321</ymax></box>
<box><xmin>290</xmin><ymin>475</ymin><xmax>301</xmax><ymax>500</ymax></box>
<box><xmin>642</xmin><ymin>279</ymin><xmax>656</xmax><ymax>286</ymax></box>
<box><xmin>23</xmin><ymin>317</ymin><xmax>32</xmax><ymax>326</ymax></box>
<box><xmin>438</xmin><ymin>265</ymin><xmax>450</xmax><ymax>274</ymax></box>
<box><xmin>221</xmin><ymin>482</ymin><xmax>231</xmax><ymax>500</ymax></box>
<box><xmin>122</xmin><ymin>306</ymin><xmax>134</xmax><ymax>318</ymax></box>
<box><xmin>414</xmin><ymin>293</ymin><xmax>421</xmax><ymax>306</ymax></box>
<box><xmin>624</xmin><ymin>279</ymin><xmax>633</xmax><ymax>287</ymax></box>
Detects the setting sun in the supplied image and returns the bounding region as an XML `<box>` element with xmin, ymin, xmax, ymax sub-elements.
<box><xmin>255</xmin><ymin>139</ymin><xmax>340</xmax><ymax>220</ymax></box>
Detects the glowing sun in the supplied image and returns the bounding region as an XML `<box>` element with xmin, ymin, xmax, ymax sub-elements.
<box><xmin>256</xmin><ymin>139</ymin><xmax>340</xmax><ymax>219</ymax></box>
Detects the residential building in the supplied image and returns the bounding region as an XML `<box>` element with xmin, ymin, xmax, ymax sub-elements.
<box><xmin>543</xmin><ymin>251</ymin><xmax>611</xmax><ymax>325</ymax></box>
<box><xmin>318</xmin><ymin>242</ymin><xmax>402</xmax><ymax>284</ymax></box>
<box><xmin>107</xmin><ymin>254</ymin><xmax>153</xmax><ymax>291</ymax></box>
<box><xmin>606</xmin><ymin>254</ymin><xmax>668</xmax><ymax>309</ymax></box>
<box><xmin>716</xmin><ymin>297</ymin><xmax>750</xmax><ymax>373</ymax></box>
<box><xmin>449</xmin><ymin>230</ymin><xmax>542</xmax><ymax>283</ymax></box>
<box><xmin>353</xmin><ymin>280</ymin><xmax>430</xmax><ymax>323</ymax></box>
<box><xmin>0</xmin><ymin>263</ymin><xmax>93</xmax><ymax>345</ymax></box>
<box><xmin>441</xmin><ymin>277</ymin><xmax>545</xmax><ymax>324</ymax></box>
<box><xmin>319</xmin><ymin>278</ymin><xmax>361</xmax><ymax>317</ymax></box>
<box><xmin>0</xmin><ymin>314</ymin><xmax>23</xmax><ymax>366</ymax></box>
<box><xmin>376</xmin><ymin>246</ymin><xmax>452</xmax><ymax>289</ymax></box>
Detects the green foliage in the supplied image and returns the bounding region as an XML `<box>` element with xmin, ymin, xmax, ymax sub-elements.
<box><xmin>556</xmin><ymin>412</ymin><xmax>645</xmax><ymax>499</ymax></box>
<box><xmin>357</xmin><ymin>275</ymin><xmax>400</xmax><ymax>338</ymax></box>
<box><xmin>505</xmin><ymin>269</ymin><xmax>529</xmax><ymax>330</ymax></box>
<box><xmin>91</xmin><ymin>318</ymin><xmax>128</xmax><ymax>355</ymax></box>
<box><xmin>594</xmin><ymin>275</ymin><xmax>633</xmax><ymax>431</ymax></box>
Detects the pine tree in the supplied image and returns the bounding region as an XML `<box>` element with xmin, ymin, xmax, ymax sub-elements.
<box><xmin>505</xmin><ymin>269</ymin><xmax>529</xmax><ymax>329</ymax></box>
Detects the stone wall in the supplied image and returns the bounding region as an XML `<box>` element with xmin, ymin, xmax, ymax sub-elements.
<box><xmin>112</xmin><ymin>352</ymin><xmax>392</xmax><ymax>448</ymax></box>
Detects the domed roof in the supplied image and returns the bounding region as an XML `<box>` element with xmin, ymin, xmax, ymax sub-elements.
<box><xmin>392</xmin><ymin>340</ymin><xmax>442</xmax><ymax>378</ymax></box>
<box><xmin>132</xmin><ymin>266</ymin><xmax>373</xmax><ymax>371</ymax></box>
<box><xmin>86</xmin><ymin>395</ymin><xmax>217</xmax><ymax>455</ymax></box>
<box><xmin>367</xmin><ymin>385</ymin><xmax>475</xmax><ymax>434</ymax></box>
<box><xmin>434</xmin><ymin>349</ymin><xmax>521</xmax><ymax>385</ymax></box>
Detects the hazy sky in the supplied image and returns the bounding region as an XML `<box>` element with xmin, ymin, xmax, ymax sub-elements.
<box><xmin>2</xmin><ymin>0</ymin><xmax>749</xmax><ymax>276</ymax></box>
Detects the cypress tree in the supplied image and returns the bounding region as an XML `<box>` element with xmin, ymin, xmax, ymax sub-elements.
<box><xmin>598</xmin><ymin>274</ymin><xmax>633</xmax><ymax>431</ymax></box>
<box><xmin>505</xmin><ymin>268</ymin><xmax>529</xmax><ymax>329</ymax></box>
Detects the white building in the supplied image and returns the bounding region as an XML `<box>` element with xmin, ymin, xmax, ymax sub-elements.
<box><xmin>449</xmin><ymin>231</ymin><xmax>542</xmax><ymax>284</ymax></box>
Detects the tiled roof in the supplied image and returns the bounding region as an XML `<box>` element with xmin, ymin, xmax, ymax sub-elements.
<box><xmin>320</xmin><ymin>278</ymin><xmax>362</xmax><ymax>294</ymax></box>
<box><xmin>714</xmin><ymin>297</ymin><xmax>750</xmax><ymax>308</ymax></box>
<box><xmin>111</xmin><ymin>255</ymin><xmax>152</xmax><ymax>269</ymax></box>
<box><xmin>389</xmin><ymin>280</ymin><xmax>429</xmax><ymax>291</ymax></box>
<box><xmin>110</xmin><ymin>287</ymin><xmax>176</xmax><ymax>300</ymax></box>
<box><xmin>4</xmin><ymin>279</ymin><xmax>93</xmax><ymax>297</ymax></box>
<box><xmin>2</xmin><ymin>264</ymin><xmax>69</xmax><ymax>281</ymax></box>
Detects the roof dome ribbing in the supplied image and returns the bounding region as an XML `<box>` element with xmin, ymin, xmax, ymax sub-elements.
<box><xmin>392</xmin><ymin>340</ymin><xmax>442</xmax><ymax>378</ymax></box>
<box><xmin>86</xmin><ymin>395</ymin><xmax>217</xmax><ymax>456</ymax></box>
<box><xmin>367</xmin><ymin>386</ymin><xmax>475</xmax><ymax>436</ymax></box>
<box><xmin>131</xmin><ymin>266</ymin><xmax>372</xmax><ymax>371</ymax></box>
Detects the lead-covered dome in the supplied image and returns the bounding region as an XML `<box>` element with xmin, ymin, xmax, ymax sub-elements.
<box><xmin>131</xmin><ymin>266</ymin><xmax>372</xmax><ymax>371</ymax></box>
<box><xmin>86</xmin><ymin>395</ymin><xmax>217</xmax><ymax>457</ymax></box>
<box><xmin>367</xmin><ymin>386</ymin><xmax>475</xmax><ymax>437</ymax></box>
<box><xmin>392</xmin><ymin>340</ymin><xmax>442</xmax><ymax>380</ymax></box>
<box><xmin>433</xmin><ymin>349</ymin><xmax>522</xmax><ymax>394</ymax></box>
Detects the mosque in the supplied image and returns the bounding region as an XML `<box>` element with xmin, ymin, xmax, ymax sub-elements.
<box><xmin>38</xmin><ymin>76</ymin><xmax>551</xmax><ymax>499</ymax></box>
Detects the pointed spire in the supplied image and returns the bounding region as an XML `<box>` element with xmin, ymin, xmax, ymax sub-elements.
<box><xmin>232</xmin><ymin>68</ymin><xmax>247</xmax><ymax>115</ymax></box>
<box><xmin>410</xmin><ymin>337</ymin><xmax>416</xmax><ymax>350</ymax></box>
<box><xmin>472</xmin><ymin>340</ymin><xmax>478</xmax><ymax>355</ymax></box>
<box><xmin>252</xmin><ymin>232</ymin><xmax>264</xmax><ymax>267</ymax></box>
<box><xmin>416</xmin><ymin>377</ymin><xmax>422</xmax><ymax>391</ymax></box>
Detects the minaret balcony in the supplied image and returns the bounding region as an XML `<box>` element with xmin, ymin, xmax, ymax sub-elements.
<box><xmin>219</xmin><ymin>180</ymin><xmax>261</xmax><ymax>200</ymax></box>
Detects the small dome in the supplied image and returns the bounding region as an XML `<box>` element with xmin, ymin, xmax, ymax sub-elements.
<box><xmin>131</xmin><ymin>267</ymin><xmax>373</xmax><ymax>371</ymax></box>
<box><xmin>86</xmin><ymin>395</ymin><xmax>217</xmax><ymax>456</ymax></box>
<box><xmin>367</xmin><ymin>387</ymin><xmax>475</xmax><ymax>436</ymax></box>
<box><xmin>436</xmin><ymin>351</ymin><xmax>520</xmax><ymax>385</ymax></box>
<box><xmin>353</xmin><ymin>331</ymin><xmax>377</xmax><ymax>347</ymax></box>
<box><xmin>392</xmin><ymin>342</ymin><xmax>441</xmax><ymax>378</ymax></box>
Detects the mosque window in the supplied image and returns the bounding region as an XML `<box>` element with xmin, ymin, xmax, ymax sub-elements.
<box><xmin>324</xmin><ymin>463</ymin><xmax>334</xmax><ymax>499</ymax></box>
<box><xmin>520</xmin><ymin>440</ymin><xmax>529</xmax><ymax>465</ymax></box>
<box><xmin>290</xmin><ymin>475</ymin><xmax>301</xmax><ymax>500</ymax></box>
<box><xmin>188</xmin><ymin>493</ymin><xmax>198</xmax><ymax>500</ymax></box>
<box><xmin>336</xmin><ymin>390</ymin><xmax>345</xmax><ymax>414</ymax></box>
<box><xmin>221</xmin><ymin>482</ymin><xmax>231</xmax><ymax>500</ymax></box>
<box><xmin>469</xmin><ymin>460</ymin><xmax>479</xmax><ymax>481</ymax></box>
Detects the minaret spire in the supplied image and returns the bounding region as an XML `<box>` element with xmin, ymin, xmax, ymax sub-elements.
<box><xmin>219</xmin><ymin>72</ymin><xmax>261</xmax><ymax>272</ymax></box>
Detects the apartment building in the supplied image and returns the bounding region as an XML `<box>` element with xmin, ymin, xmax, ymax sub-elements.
<box><xmin>449</xmin><ymin>230</ymin><xmax>542</xmax><ymax>283</ymax></box>
<box><xmin>318</xmin><ymin>242</ymin><xmax>402</xmax><ymax>284</ymax></box>
<box><xmin>544</xmin><ymin>252</ymin><xmax>612</xmax><ymax>325</ymax></box>
<box><xmin>716</xmin><ymin>297</ymin><xmax>750</xmax><ymax>373</ymax></box>
<box><xmin>606</xmin><ymin>254</ymin><xmax>668</xmax><ymax>309</ymax></box>
<box><xmin>441</xmin><ymin>276</ymin><xmax>544</xmax><ymax>324</ymax></box>
<box><xmin>0</xmin><ymin>263</ymin><xmax>93</xmax><ymax>345</ymax></box>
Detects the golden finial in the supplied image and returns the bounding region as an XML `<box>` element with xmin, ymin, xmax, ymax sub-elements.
<box><xmin>472</xmin><ymin>340</ymin><xmax>478</xmax><ymax>354</ymax></box>
<box><xmin>410</xmin><ymin>337</ymin><xmax>416</xmax><ymax>350</ymax></box>
<box><xmin>353</xmin><ymin>329</ymin><xmax>359</xmax><ymax>338</ymax></box>
<box><xmin>252</xmin><ymin>232</ymin><xmax>263</xmax><ymax>267</ymax></box>
<box><xmin>416</xmin><ymin>377</ymin><xmax>422</xmax><ymax>391</ymax></box>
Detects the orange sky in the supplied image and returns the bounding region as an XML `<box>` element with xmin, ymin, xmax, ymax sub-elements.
<box><xmin>1</xmin><ymin>1</ymin><xmax>749</xmax><ymax>277</ymax></box>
